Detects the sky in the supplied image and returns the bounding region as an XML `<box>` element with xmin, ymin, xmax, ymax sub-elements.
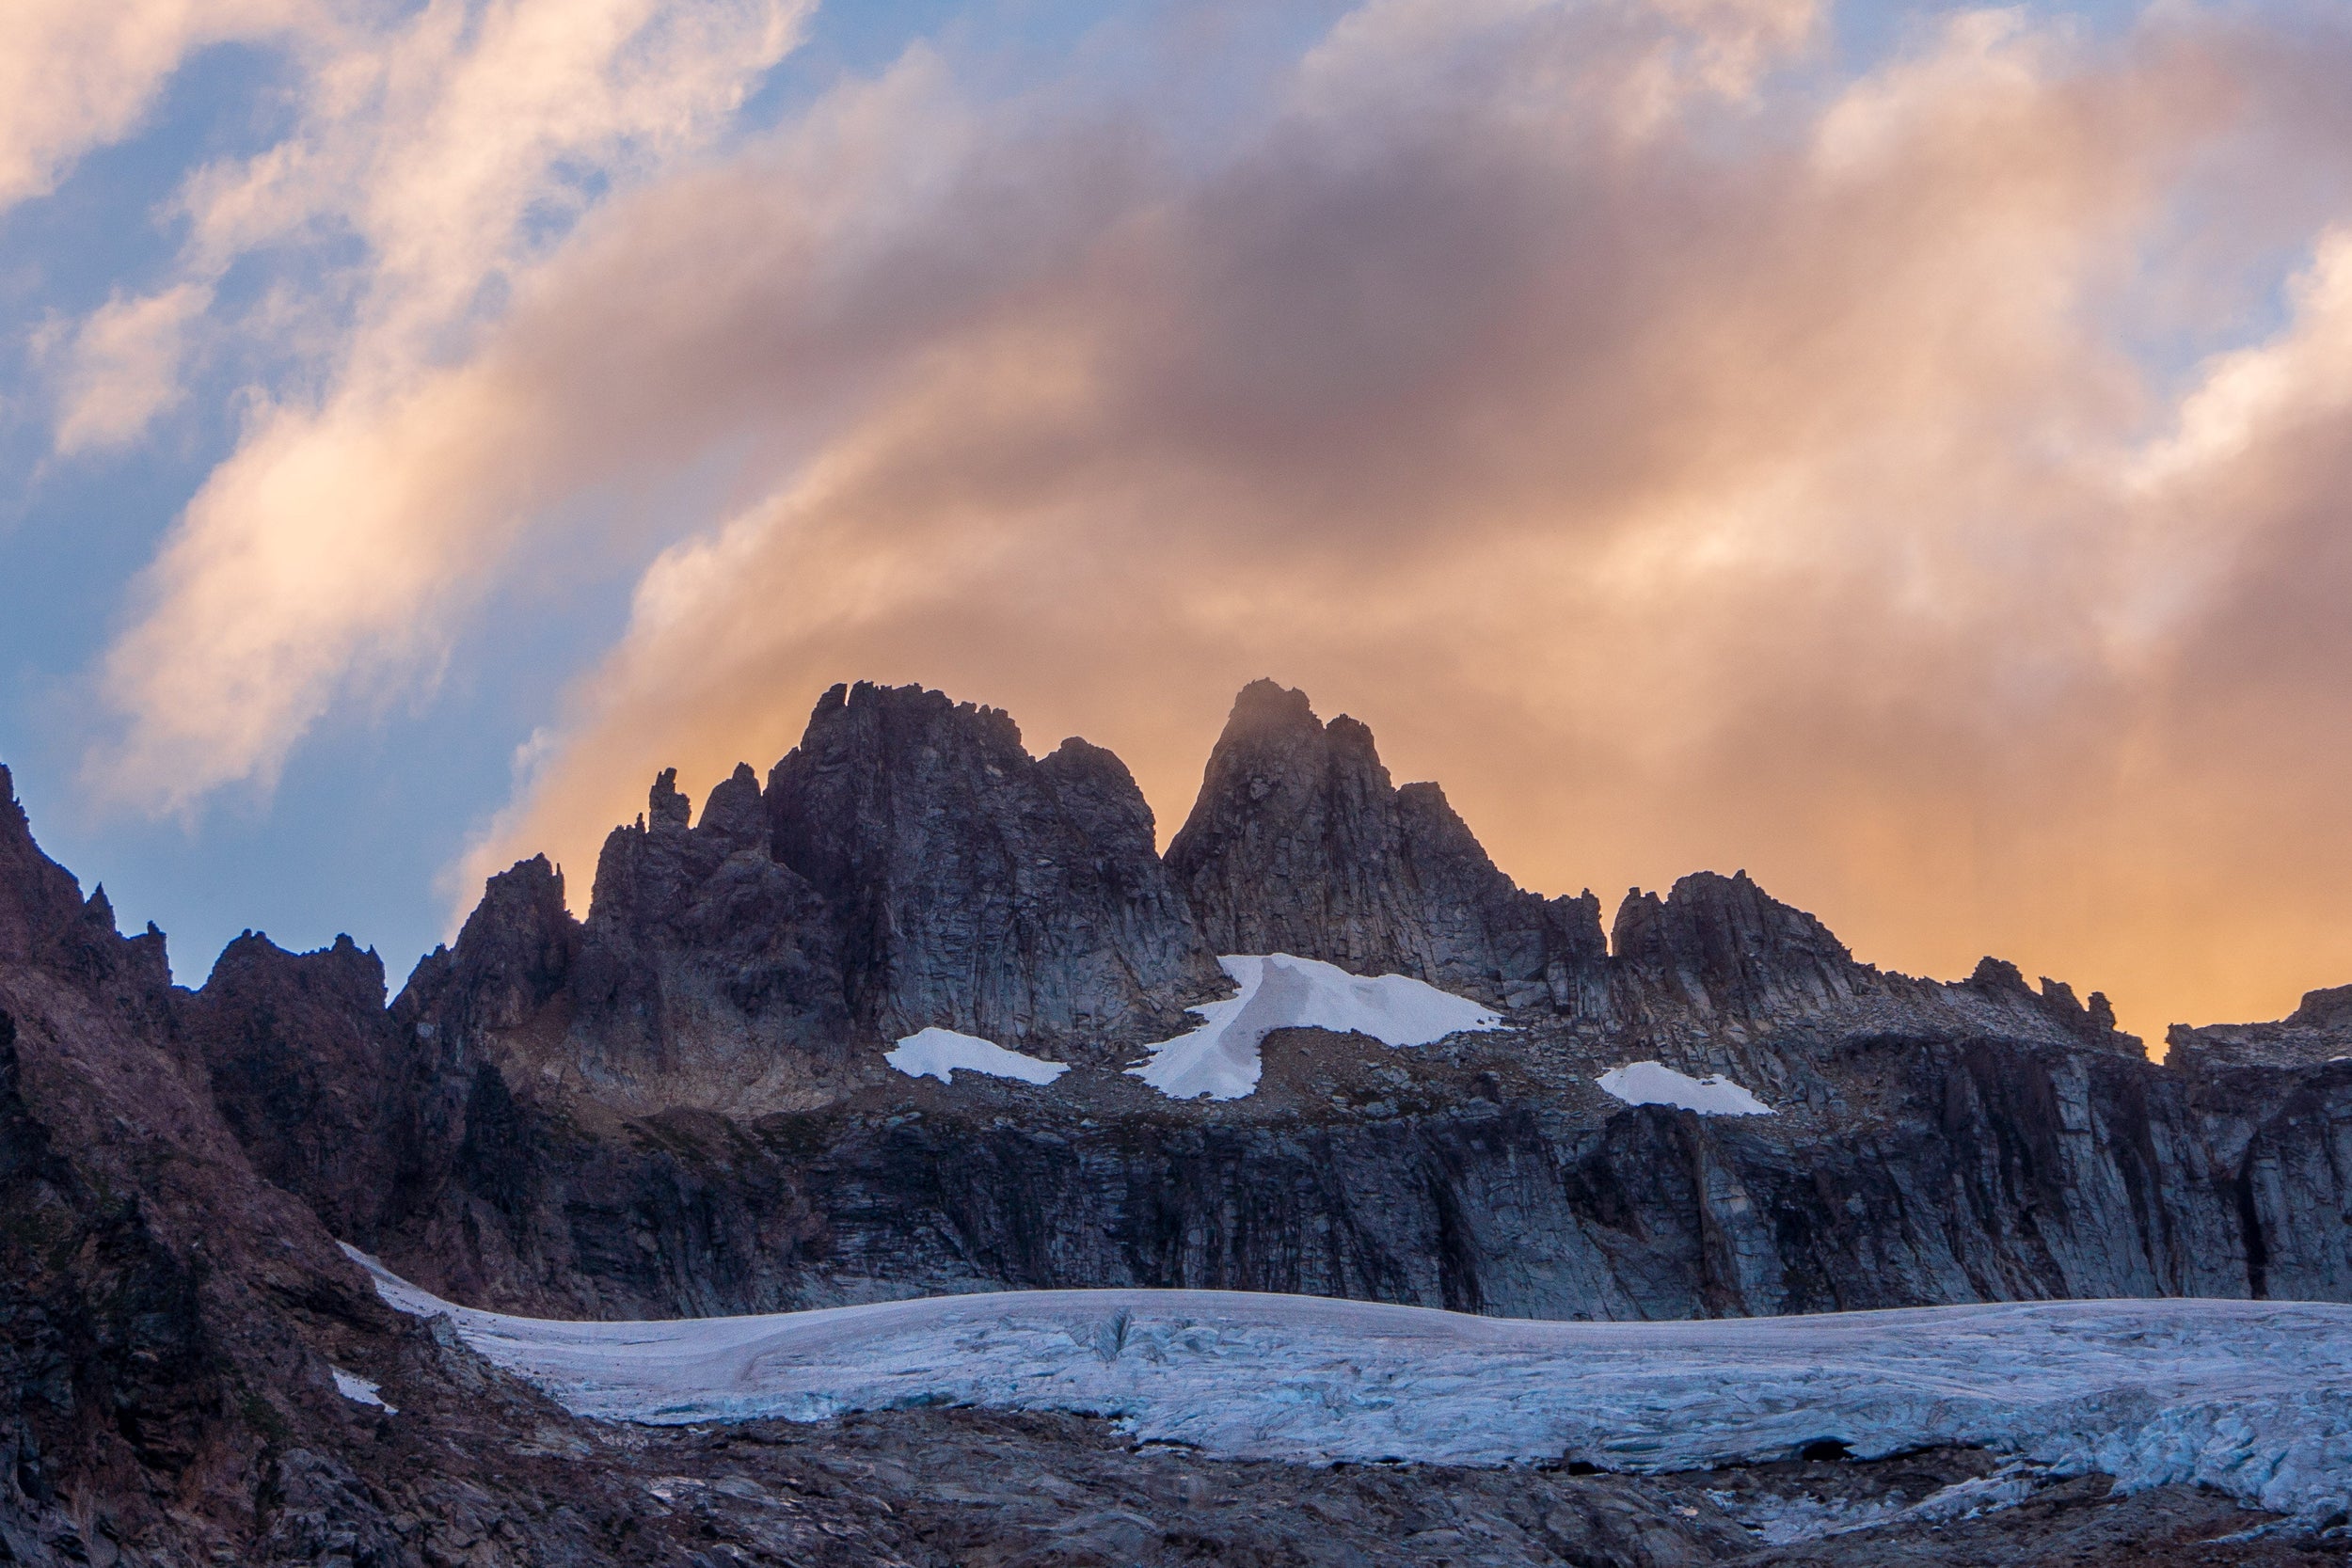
<box><xmin>5</xmin><ymin>0</ymin><xmax>2352</xmax><ymax>1049</ymax></box>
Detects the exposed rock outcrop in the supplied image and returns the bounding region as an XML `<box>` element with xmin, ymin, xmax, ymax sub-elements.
<box><xmin>179</xmin><ymin>931</ymin><xmax>411</xmax><ymax>1242</ymax></box>
<box><xmin>767</xmin><ymin>681</ymin><xmax>1220</xmax><ymax>1050</ymax></box>
<box><xmin>565</xmin><ymin>764</ymin><xmax>848</xmax><ymax>1101</ymax></box>
<box><xmin>2168</xmin><ymin>983</ymin><xmax>2352</xmax><ymax>1069</ymax></box>
<box><xmin>1609</xmin><ymin>871</ymin><xmax>1860</xmax><ymax>1023</ymax></box>
<box><xmin>1166</xmin><ymin>681</ymin><xmax>1609</xmax><ymax>1009</ymax></box>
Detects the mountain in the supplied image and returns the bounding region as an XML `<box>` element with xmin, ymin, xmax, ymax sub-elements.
<box><xmin>1165</xmin><ymin>679</ymin><xmax>1609</xmax><ymax>1011</ymax></box>
<box><xmin>766</xmin><ymin>681</ymin><xmax>1221</xmax><ymax>1053</ymax></box>
<box><xmin>4</xmin><ymin>684</ymin><xmax>2350</xmax><ymax>1561</ymax></box>
<box><xmin>154</xmin><ymin>678</ymin><xmax>2344</xmax><ymax>1330</ymax></box>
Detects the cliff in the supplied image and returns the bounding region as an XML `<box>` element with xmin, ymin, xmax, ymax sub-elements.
<box><xmin>2</xmin><ymin>697</ymin><xmax>2348</xmax><ymax>1559</ymax></box>
<box><xmin>1165</xmin><ymin>680</ymin><xmax>1608</xmax><ymax>1010</ymax></box>
<box><xmin>133</xmin><ymin>682</ymin><xmax>2330</xmax><ymax>1333</ymax></box>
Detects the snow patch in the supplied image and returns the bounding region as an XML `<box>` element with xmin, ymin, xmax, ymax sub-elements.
<box><xmin>1128</xmin><ymin>954</ymin><xmax>1505</xmax><ymax>1101</ymax></box>
<box><xmin>885</xmin><ymin>1027</ymin><xmax>1070</xmax><ymax>1086</ymax></box>
<box><xmin>1597</xmin><ymin>1060</ymin><xmax>1772</xmax><ymax>1117</ymax></box>
<box><xmin>348</xmin><ymin>1246</ymin><xmax>2352</xmax><ymax>1524</ymax></box>
<box><xmin>332</xmin><ymin>1367</ymin><xmax>395</xmax><ymax>1413</ymax></box>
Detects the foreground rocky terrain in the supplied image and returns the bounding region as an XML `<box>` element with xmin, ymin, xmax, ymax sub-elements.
<box><xmin>4</xmin><ymin>677</ymin><xmax>2350</xmax><ymax>1562</ymax></box>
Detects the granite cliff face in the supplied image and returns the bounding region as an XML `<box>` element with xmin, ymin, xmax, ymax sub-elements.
<box><xmin>1167</xmin><ymin>680</ymin><xmax>1609</xmax><ymax>1011</ymax></box>
<box><xmin>767</xmin><ymin>682</ymin><xmax>1220</xmax><ymax>1052</ymax></box>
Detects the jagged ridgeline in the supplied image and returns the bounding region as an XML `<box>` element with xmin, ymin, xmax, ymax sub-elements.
<box><xmin>6</xmin><ymin>689</ymin><xmax>2345</xmax><ymax>1568</ymax></box>
<box><xmin>127</xmin><ymin>677</ymin><xmax>2343</xmax><ymax>1324</ymax></box>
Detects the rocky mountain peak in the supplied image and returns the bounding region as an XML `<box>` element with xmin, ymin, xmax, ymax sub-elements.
<box><xmin>0</xmin><ymin>762</ymin><xmax>94</xmax><ymax>963</ymax></box>
<box><xmin>417</xmin><ymin>855</ymin><xmax>580</xmax><ymax>1034</ymax></box>
<box><xmin>698</xmin><ymin>761</ymin><xmax>766</xmax><ymax>845</ymax></box>
<box><xmin>768</xmin><ymin>681</ymin><xmax>1216</xmax><ymax>1050</ymax></box>
<box><xmin>1165</xmin><ymin>681</ymin><xmax>1430</xmax><ymax>970</ymax></box>
<box><xmin>0</xmin><ymin>764</ymin><xmax>169</xmax><ymax>989</ymax></box>
<box><xmin>182</xmin><ymin>930</ymin><xmax>412</xmax><ymax>1242</ymax></box>
<box><xmin>207</xmin><ymin>929</ymin><xmax>387</xmax><ymax>1011</ymax></box>
<box><xmin>1609</xmin><ymin>871</ymin><xmax>1859</xmax><ymax>1021</ymax></box>
<box><xmin>1220</xmin><ymin>676</ymin><xmax>1319</xmax><ymax>736</ymax></box>
<box><xmin>1166</xmin><ymin>683</ymin><xmax>1608</xmax><ymax>1010</ymax></box>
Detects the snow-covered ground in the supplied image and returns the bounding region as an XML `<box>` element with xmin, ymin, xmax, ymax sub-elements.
<box><xmin>1597</xmin><ymin>1061</ymin><xmax>1773</xmax><ymax>1117</ymax></box>
<box><xmin>331</xmin><ymin>1367</ymin><xmax>395</xmax><ymax>1412</ymax></box>
<box><xmin>1129</xmin><ymin>954</ymin><xmax>1505</xmax><ymax>1100</ymax></box>
<box><xmin>353</xmin><ymin>1249</ymin><xmax>2352</xmax><ymax>1523</ymax></box>
<box><xmin>885</xmin><ymin>1026</ymin><xmax>1070</xmax><ymax>1085</ymax></box>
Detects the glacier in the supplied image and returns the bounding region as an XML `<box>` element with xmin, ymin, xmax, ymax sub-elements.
<box><xmin>352</xmin><ymin>1249</ymin><xmax>2352</xmax><ymax>1524</ymax></box>
<box><xmin>1128</xmin><ymin>953</ymin><xmax>1506</xmax><ymax>1101</ymax></box>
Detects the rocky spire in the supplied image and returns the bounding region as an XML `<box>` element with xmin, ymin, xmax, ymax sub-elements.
<box><xmin>0</xmin><ymin>763</ymin><xmax>168</xmax><ymax>987</ymax></box>
<box><xmin>1165</xmin><ymin>681</ymin><xmax>1431</xmax><ymax>971</ymax></box>
<box><xmin>571</xmin><ymin>764</ymin><xmax>849</xmax><ymax>1092</ymax></box>
<box><xmin>1165</xmin><ymin>681</ymin><xmax>1608</xmax><ymax>1008</ymax></box>
<box><xmin>1608</xmin><ymin>871</ymin><xmax>1860</xmax><ymax>1022</ymax></box>
<box><xmin>403</xmin><ymin>854</ymin><xmax>581</xmax><ymax>1040</ymax></box>
<box><xmin>767</xmin><ymin>682</ymin><xmax>1219</xmax><ymax>1048</ymax></box>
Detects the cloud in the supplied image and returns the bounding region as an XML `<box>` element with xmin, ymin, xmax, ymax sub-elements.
<box><xmin>92</xmin><ymin>0</ymin><xmax>810</xmax><ymax>806</ymax></box>
<box><xmin>51</xmin><ymin>282</ymin><xmax>214</xmax><ymax>454</ymax></box>
<box><xmin>0</xmin><ymin>0</ymin><xmax>317</xmax><ymax>216</ymax></box>
<box><xmin>88</xmin><ymin>0</ymin><xmax>2352</xmax><ymax>1039</ymax></box>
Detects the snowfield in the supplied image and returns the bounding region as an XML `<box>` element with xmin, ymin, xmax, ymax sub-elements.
<box><xmin>354</xmin><ymin>1250</ymin><xmax>2352</xmax><ymax>1524</ymax></box>
<box><xmin>885</xmin><ymin>1026</ymin><xmax>1070</xmax><ymax>1085</ymax></box>
<box><xmin>1597</xmin><ymin>1061</ymin><xmax>1773</xmax><ymax>1117</ymax></box>
<box><xmin>331</xmin><ymin>1367</ymin><xmax>395</xmax><ymax>1412</ymax></box>
<box><xmin>1128</xmin><ymin>953</ymin><xmax>1505</xmax><ymax>1100</ymax></box>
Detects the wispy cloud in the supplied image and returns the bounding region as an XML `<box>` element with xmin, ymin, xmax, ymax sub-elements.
<box><xmin>51</xmin><ymin>282</ymin><xmax>214</xmax><ymax>454</ymax></box>
<box><xmin>89</xmin><ymin>0</ymin><xmax>809</xmax><ymax>806</ymax></box>
<box><xmin>0</xmin><ymin>0</ymin><xmax>320</xmax><ymax>216</ymax></box>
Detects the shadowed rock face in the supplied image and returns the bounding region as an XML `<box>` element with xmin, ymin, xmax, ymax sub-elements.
<box><xmin>1166</xmin><ymin>681</ymin><xmax>1609</xmax><ymax>1009</ymax></box>
<box><xmin>1610</xmin><ymin>871</ymin><xmax>1860</xmax><ymax>1023</ymax></box>
<box><xmin>767</xmin><ymin>681</ymin><xmax>1220</xmax><ymax>1051</ymax></box>
<box><xmin>180</xmin><ymin>931</ymin><xmax>410</xmax><ymax>1242</ymax></box>
<box><xmin>564</xmin><ymin>764</ymin><xmax>850</xmax><ymax>1100</ymax></box>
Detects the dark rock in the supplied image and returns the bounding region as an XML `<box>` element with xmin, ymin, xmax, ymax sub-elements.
<box><xmin>767</xmin><ymin>681</ymin><xmax>1219</xmax><ymax>1051</ymax></box>
<box><xmin>1166</xmin><ymin>680</ymin><xmax>1609</xmax><ymax>1008</ymax></box>
<box><xmin>1609</xmin><ymin>870</ymin><xmax>1858</xmax><ymax>1023</ymax></box>
<box><xmin>2288</xmin><ymin>983</ymin><xmax>2352</xmax><ymax>1032</ymax></box>
<box><xmin>178</xmin><ymin>932</ymin><xmax>409</xmax><ymax>1242</ymax></box>
<box><xmin>568</xmin><ymin>765</ymin><xmax>849</xmax><ymax>1101</ymax></box>
<box><xmin>397</xmin><ymin>772</ymin><xmax>850</xmax><ymax>1117</ymax></box>
<box><xmin>1166</xmin><ymin>680</ymin><xmax>1433</xmax><ymax>970</ymax></box>
<box><xmin>2166</xmin><ymin>985</ymin><xmax>2352</xmax><ymax>1070</ymax></box>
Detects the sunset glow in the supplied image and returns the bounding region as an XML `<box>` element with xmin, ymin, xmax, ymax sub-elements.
<box><xmin>7</xmin><ymin>0</ymin><xmax>2352</xmax><ymax>1046</ymax></box>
